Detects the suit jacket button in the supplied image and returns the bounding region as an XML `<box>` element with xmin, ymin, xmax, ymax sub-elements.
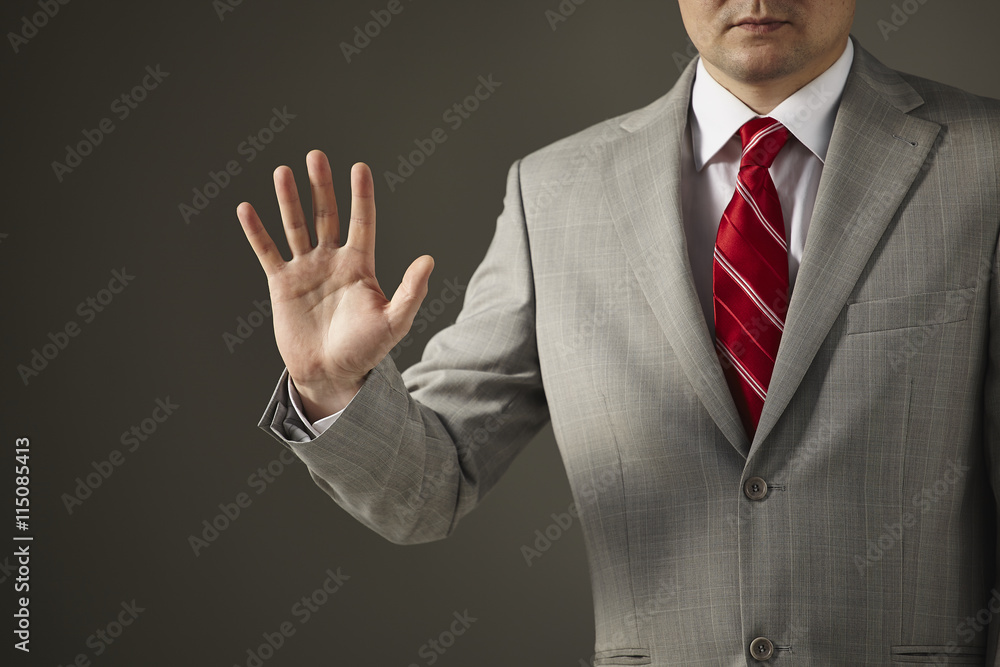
<box><xmin>744</xmin><ymin>477</ymin><xmax>768</xmax><ymax>501</ymax></box>
<box><xmin>750</xmin><ymin>637</ymin><xmax>774</xmax><ymax>660</ymax></box>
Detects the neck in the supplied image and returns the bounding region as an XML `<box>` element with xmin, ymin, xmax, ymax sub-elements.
<box><xmin>702</xmin><ymin>39</ymin><xmax>848</xmax><ymax>115</ymax></box>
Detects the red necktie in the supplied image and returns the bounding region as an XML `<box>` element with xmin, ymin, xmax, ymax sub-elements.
<box><xmin>713</xmin><ymin>117</ymin><xmax>790</xmax><ymax>438</ymax></box>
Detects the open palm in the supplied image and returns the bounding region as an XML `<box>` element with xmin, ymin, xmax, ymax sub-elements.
<box><xmin>236</xmin><ymin>150</ymin><xmax>434</xmax><ymax>420</ymax></box>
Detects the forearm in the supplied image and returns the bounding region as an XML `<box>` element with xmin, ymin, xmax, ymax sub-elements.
<box><xmin>261</xmin><ymin>351</ymin><xmax>543</xmax><ymax>544</ymax></box>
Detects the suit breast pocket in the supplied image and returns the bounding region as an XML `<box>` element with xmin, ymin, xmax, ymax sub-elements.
<box><xmin>846</xmin><ymin>287</ymin><xmax>976</xmax><ymax>335</ymax></box>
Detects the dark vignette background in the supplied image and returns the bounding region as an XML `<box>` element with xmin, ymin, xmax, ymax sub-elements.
<box><xmin>2</xmin><ymin>1</ymin><xmax>998</xmax><ymax>665</ymax></box>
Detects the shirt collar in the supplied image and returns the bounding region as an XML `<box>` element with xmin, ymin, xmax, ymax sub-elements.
<box><xmin>689</xmin><ymin>37</ymin><xmax>854</xmax><ymax>170</ymax></box>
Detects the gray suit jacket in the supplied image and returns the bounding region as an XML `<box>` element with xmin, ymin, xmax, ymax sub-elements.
<box><xmin>260</xmin><ymin>38</ymin><xmax>1000</xmax><ymax>666</ymax></box>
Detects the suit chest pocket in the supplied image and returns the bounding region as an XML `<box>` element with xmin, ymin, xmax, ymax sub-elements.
<box><xmin>846</xmin><ymin>286</ymin><xmax>975</xmax><ymax>335</ymax></box>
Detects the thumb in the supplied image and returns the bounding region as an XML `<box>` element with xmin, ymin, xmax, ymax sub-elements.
<box><xmin>386</xmin><ymin>255</ymin><xmax>435</xmax><ymax>340</ymax></box>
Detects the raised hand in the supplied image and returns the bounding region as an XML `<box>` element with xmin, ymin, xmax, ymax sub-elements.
<box><xmin>237</xmin><ymin>150</ymin><xmax>434</xmax><ymax>421</ymax></box>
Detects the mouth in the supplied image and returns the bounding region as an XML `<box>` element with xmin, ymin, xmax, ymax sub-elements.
<box><xmin>731</xmin><ymin>17</ymin><xmax>788</xmax><ymax>34</ymax></box>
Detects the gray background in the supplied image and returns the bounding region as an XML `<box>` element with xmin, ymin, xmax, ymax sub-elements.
<box><xmin>1</xmin><ymin>1</ymin><xmax>997</xmax><ymax>665</ymax></box>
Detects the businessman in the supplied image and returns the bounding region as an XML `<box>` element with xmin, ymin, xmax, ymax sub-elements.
<box><xmin>237</xmin><ymin>1</ymin><xmax>1000</xmax><ymax>664</ymax></box>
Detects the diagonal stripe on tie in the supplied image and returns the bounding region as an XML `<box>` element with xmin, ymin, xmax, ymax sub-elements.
<box><xmin>713</xmin><ymin>250</ymin><xmax>785</xmax><ymax>333</ymax></box>
<box><xmin>714</xmin><ymin>297</ymin><xmax>782</xmax><ymax>366</ymax></box>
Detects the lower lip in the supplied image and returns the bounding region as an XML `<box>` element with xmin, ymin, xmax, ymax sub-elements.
<box><xmin>736</xmin><ymin>22</ymin><xmax>786</xmax><ymax>34</ymax></box>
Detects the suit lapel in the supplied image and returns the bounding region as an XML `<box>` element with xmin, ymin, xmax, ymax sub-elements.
<box><xmin>605</xmin><ymin>61</ymin><xmax>753</xmax><ymax>458</ymax></box>
<box><xmin>604</xmin><ymin>41</ymin><xmax>943</xmax><ymax>458</ymax></box>
<box><xmin>751</xmin><ymin>43</ymin><xmax>941</xmax><ymax>449</ymax></box>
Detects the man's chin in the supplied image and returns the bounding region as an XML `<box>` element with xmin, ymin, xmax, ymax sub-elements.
<box><xmin>717</xmin><ymin>47</ymin><xmax>802</xmax><ymax>84</ymax></box>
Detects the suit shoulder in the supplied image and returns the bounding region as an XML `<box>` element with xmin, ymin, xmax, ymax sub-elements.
<box><xmin>898</xmin><ymin>70</ymin><xmax>1000</xmax><ymax>136</ymax></box>
<box><xmin>516</xmin><ymin>89</ymin><xmax>675</xmax><ymax>182</ymax></box>
<box><xmin>517</xmin><ymin>112</ymin><xmax>628</xmax><ymax>179</ymax></box>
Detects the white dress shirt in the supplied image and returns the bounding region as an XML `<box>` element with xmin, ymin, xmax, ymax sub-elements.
<box><xmin>290</xmin><ymin>39</ymin><xmax>855</xmax><ymax>437</ymax></box>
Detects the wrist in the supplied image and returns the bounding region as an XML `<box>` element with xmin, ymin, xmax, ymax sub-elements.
<box><xmin>292</xmin><ymin>373</ymin><xmax>366</xmax><ymax>422</ymax></box>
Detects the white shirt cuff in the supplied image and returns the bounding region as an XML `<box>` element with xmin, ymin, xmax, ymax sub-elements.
<box><xmin>286</xmin><ymin>376</ymin><xmax>351</xmax><ymax>437</ymax></box>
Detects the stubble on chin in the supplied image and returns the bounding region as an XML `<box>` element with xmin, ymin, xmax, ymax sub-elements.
<box><xmin>710</xmin><ymin>41</ymin><xmax>812</xmax><ymax>85</ymax></box>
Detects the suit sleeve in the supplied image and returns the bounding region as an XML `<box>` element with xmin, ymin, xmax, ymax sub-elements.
<box><xmin>257</xmin><ymin>159</ymin><xmax>550</xmax><ymax>544</ymax></box>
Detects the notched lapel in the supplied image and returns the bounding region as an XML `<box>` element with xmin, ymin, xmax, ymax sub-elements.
<box><xmin>752</xmin><ymin>45</ymin><xmax>942</xmax><ymax>450</ymax></box>
<box><xmin>604</xmin><ymin>62</ymin><xmax>752</xmax><ymax>458</ymax></box>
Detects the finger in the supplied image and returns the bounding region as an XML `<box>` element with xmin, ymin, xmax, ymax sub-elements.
<box><xmin>236</xmin><ymin>202</ymin><xmax>286</xmax><ymax>276</ymax></box>
<box><xmin>347</xmin><ymin>162</ymin><xmax>376</xmax><ymax>256</ymax></box>
<box><xmin>306</xmin><ymin>150</ymin><xmax>341</xmax><ymax>247</ymax></box>
<box><xmin>273</xmin><ymin>165</ymin><xmax>313</xmax><ymax>257</ymax></box>
<box><xmin>386</xmin><ymin>255</ymin><xmax>435</xmax><ymax>341</ymax></box>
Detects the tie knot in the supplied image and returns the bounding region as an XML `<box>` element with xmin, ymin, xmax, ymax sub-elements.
<box><xmin>739</xmin><ymin>117</ymin><xmax>789</xmax><ymax>168</ymax></box>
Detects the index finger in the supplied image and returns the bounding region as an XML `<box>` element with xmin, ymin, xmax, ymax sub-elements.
<box><xmin>236</xmin><ymin>202</ymin><xmax>286</xmax><ymax>276</ymax></box>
